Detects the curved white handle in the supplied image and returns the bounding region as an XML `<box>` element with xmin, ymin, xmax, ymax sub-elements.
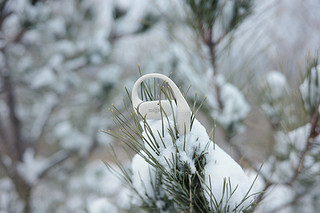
<box><xmin>132</xmin><ymin>73</ymin><xmax>191</xmax><ymax>134</ymax></box>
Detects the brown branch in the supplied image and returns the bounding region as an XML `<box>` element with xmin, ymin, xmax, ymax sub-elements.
<box><xmin>38</xmin><ymin>150</ymin><xmax>75</xmax><ymax>179</ymax></box>
<box><xmin>2</xmin><ymin>72</ymin><xmax>23</xmax><ymax>161</ymax></box>
<box><xmin>254</xmin><ymin>181</ymin><xmax>273</xmax><ymax>207</ymax></box>
<box><xmin>32</xmin><ymin>100</ymin><xmax>58</xmax><ymax>150</ymax></box>
<box><xmin>88</xmin><ymin>133</ymin><xmax>98</xmax><ymax>157</ymax></box>
<box><xmin>0</xmin><ymin>115</ymin><xmax>8</xmax><ymax>144</ymax></box>
<box><xmin>205</xmin><ymin>27</ymin><xmax>224</xmax><ymax>112</ymax></box>
<box><xmin>214</xmin><ymin>30</ymin><xmax>229</xmax><ymax>46</ymax></box>
<box><xmin>0</xmin><ymin>153</ymin><xmax>11</xmax><ymax>176</ymax></box>
<box><xmin>289</xmin><ymin>106</ymin><xmax>319</xmax><ymax>185</ymax></box>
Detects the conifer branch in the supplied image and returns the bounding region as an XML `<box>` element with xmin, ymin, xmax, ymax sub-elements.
<box><xmin>289</xmin><ymin>106</ymin><xmax>319</xmax><ymax>185</ymax></box>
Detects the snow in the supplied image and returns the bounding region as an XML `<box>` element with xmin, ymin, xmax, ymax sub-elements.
<box><xmin>219</xmin><ymin>0</ymin><xmax>234</xmax><ymax>32</ymax></box>
<box><xmin>31</xmin><ymin>67</ymin><xmax>56</xmax><ymax>89</ymax></box>
<box><xmin>47</xmin><ymin>16</ymin><xmax>66</xmax><ymax>37</ymax></box>
<box><xmin>54</xmin><ymin>121</ymin><xmax>92</xmax><ymax>155</ymax></box>
<box><xmin>204</xmin><ymin>144</ymin><xmax>255</xmax><ymax>210</ymax></box>
<box><xmin>256</xmin><ymin>184</ymin><xmax>294</xmax><ymax>213</ymax></box>
<box><xmin>259</xmin><ymin>122</ymin><xmax>320</xmax><ymax>212</ymax></box>
<box><xmin>0</xmin><ymin>178</ymin><xmax>24</xmax><ymax>213</ymax></box>
<box><xmin>131</xmin><ymin>152</ymin><xmax>156</xmax><ymax>205</ymax></box>
<box><xmin>265</xmin><ymin>71</ymin><xmax>288</xmax><ymax>100</ymax></box>
<box><xmin>114</xmin><ymin>0</ymin><xmax>149</xmax><ymax>36</ymax></box>
<box><xmin>132</xmin><ymin>114</ymin><xmax>256</xmax><ymax>211</ymax></box>
<box><xmin>262</xmin><ymin>124</ymin><xmax>313</xmax><ymax>183</ymax></box>
<box><xmin>172</xmin><ymin>48</ymin><xmax>251</xmax><ymax>134</ymax></box>
<box><xmin>2</xmin><ymin>0</ymin><xmax>320</xmax><ymax>212</ymax></box>
<box><xmin>212</xmin><ymin>75</ymin><xmax>250</xmax><ymax>134</ymax></box>
<box><xmin>260</xmin><ymin>71</ymin><xmax>289</xmax><ymax>124</ymax></box>
<box><xmin>300</xmin><ymin>64</ymin><xmax>320</xmax><ymax>112</ymax></box>
<box><xmin>17</xmin><ymin>149</ymin><xmax>49</xmax><ymax>185</ymax></box>
<box><xmin>97</xmin><ymin>64</ymin><xmax>122</xmax><ymax>85</ymax></box>
<box><xmin>28</xmin><ymin>160</ymin><xmax>124</xmax><ymax>213</ymax></box>
<box><xmin>275</xmin><ymin>124</ymin><xmax>313</xmax><ymax>154</ymax></box>
<box><xmin>117</xmin><ymin>188</ymin><xmax>132</xmax><ymax>210</ymax></box>
<box><xmin>88</xmin><ymin>198</ymin><xmax>117</xmax><ymax>213</ymax></box>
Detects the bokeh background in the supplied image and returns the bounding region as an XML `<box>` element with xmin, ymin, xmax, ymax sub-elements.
<box><xmin>0</xmin><ymin>0</ymin><xmax>320</xmax><ymax>212</ymax></box>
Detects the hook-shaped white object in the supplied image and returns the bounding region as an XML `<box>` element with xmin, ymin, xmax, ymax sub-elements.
<box><xmin>132</xmin><ymin>73</ymin><xmax>191</xmax><ymax>134</ymax></box>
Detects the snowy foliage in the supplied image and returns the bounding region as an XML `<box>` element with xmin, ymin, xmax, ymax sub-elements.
<box><xmin>0</xmin><ymin>178</ymin><xmax>24</xmax><ymax>213</ymax></box>
<box><xmin>211</xmin><ymin>75</ymin><xmax>250</xmax><ymax>135</ymax></box>
<box><xmin>17</xmin><ymin>149</ymin><xmax>50</xmax><ymax>185</ymax></box>
<box><xmin>260</xmin><ymin>71</ymin><xmax>289</xmax><ymax>126</ymax></box>
<box><xmin>300</xmin><ymin>64</ymin><xmax>320</xmax><ymax>113</ymax></box>
<box><xmin>258</xmin><ymin>123</ymin><xmax>320</xmax><ymax>212</ymax></box>
<box><xmin>30</xmin><ymin>161</ymin><xmax>123</xmax><ymax>213</ymax></box>
<box><xmin>0</xmin><ymin>0</ymin><xmax>158</xmax><ymax>212</ymax></box>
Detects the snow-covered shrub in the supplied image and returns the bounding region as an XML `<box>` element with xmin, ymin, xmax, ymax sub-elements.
<box><xmin>0</xmin><ymin>0</ymin><xmax>162</xmax><ymax>212</ymax></box>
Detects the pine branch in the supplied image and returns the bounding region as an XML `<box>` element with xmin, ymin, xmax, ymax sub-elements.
<box><xmin>289</xmin><ymin>106</ymin><xmax>319</xmax><ymax>185</ymax></box>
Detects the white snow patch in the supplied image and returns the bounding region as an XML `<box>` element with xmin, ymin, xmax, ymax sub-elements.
<box><xmin>212</xmin><ymin>75</ymin><xmax>250</xmax><ymax>133</ymax></box>
<box><xmin>256</xmin><ymin>184</ymin><xmax>294</xmax><ymax>213</ymax></box>
<box><xmin>17</xmin><ymin>149</ymin><xmax>49</xmax><ymax>185</ymax></box>
<box><xmin>131</xmin><ymin>152</ymin><xmax>156</xmax><ymax>205</ymax></box>
<box><xmin>265</xmin><ymin>71</ymin><xmax>289</xmax><ymax>100</ymax></box>
<box><xmin>276</xmin><ymin>123</ymin><xmax>312</xmax><ymax>154</ymax></box>
<box><xmin>31</xmin><ymin>67</ymin><xmax>56</xmax><ymax>89</ymax></box>
<box><xmin>88</xmin><ymin>198</ymin><xmax>117</xmax><ymax>213</ymax></box>
<box><xmin>0</xmin><ymin>178</ymin><xmax>24</xmax><ymax>213</ymax></box>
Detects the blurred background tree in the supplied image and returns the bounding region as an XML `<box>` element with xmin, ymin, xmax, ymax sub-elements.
<box><xmin>0</xmin><ymin>0</ymin><xmax>319</xmax><ymax>212</ymax></box>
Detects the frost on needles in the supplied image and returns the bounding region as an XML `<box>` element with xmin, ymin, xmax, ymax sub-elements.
<box><xmin>107</xmin><ymin>75</ymin><xmax>258</xmax><ymax>213</ymax></box>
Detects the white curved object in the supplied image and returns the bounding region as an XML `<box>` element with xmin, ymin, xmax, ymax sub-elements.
<box><xmin>132</xmin><ymin>73</ymin><xmax>191</xmax><ymax>134</ymax></box>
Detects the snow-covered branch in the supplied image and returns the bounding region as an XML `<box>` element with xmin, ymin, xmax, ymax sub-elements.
<box><xmin>38</xmin><ymin>150</ymin><xmax>75</xmax><ymax>180</ymax></box>
<box><xmin>289</xmin><ymin>106</ymin><xmax>319</xmax><ymax>185</ymax></box>
<box><xmin>30</xmin><ymin>94</ymin><xmax>58</xmax><ymax>147</ymax></box>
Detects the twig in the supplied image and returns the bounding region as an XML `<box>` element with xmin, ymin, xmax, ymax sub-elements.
<box><xmin>254</xmin><ymin>181</ymin><xmax>273</xmax><ymax>206</ymax></box>
<box><xmin>289</xmin><ymin>106</ymin><xmax>319</xmax><ymax>185</ymax></box>
<box><xmin>214</xmin><ymin>31</ymin><xmax>228</xmax><ymax>46</ymax></box>
<box><xmin>0</xmin><ymin>154</ymin><xmax>11</xmax><ymax>176</ymax></box>
<box><xmin>38</xmin><ymin>151</ymin><xmax>75</xmax><ymax>179</ymax></box>
<box><xmin>0</xmin><ymin>115</ymin><xmax>8</xmax><ymax>145</ymax></box>
<box><xmin>32</xmin><ymin>99</ymin><xmax>58</xmax><ymax>149</ymax></box>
